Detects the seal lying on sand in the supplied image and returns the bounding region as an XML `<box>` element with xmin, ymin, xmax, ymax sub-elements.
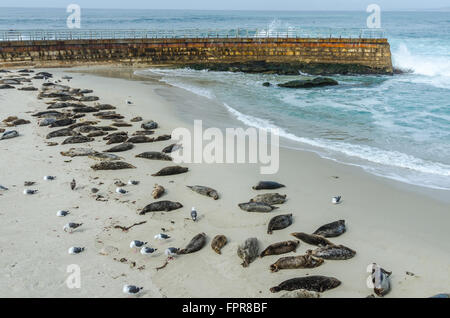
<box><xmin>290</xmin><ymin>232</ymin><xmax>333</xmax><ymax>247</ymax></box>
<box><xmin>46</xmin><ymin>128</ymin><xmax>79</xmax><ymax>139</ymax></box>
<box><xmin>211</xmin><ymin>235</ymin><xmax>227</xmax><ymax>254</ymax></box>
<box><xmin>141</xmin><ymin>120</ymin><xmax>158</xmax><ymax>130</ymax></box>
<box><xmin>250</xmin><ymin>193</ymin><xmax>286</xmax><ymax>205</ymax></box>
<box><xmin>126</xmin><ymin>136</ymin><xmax>155</xmax><ymax>143</ymax></box>
<box><xmin>62</xmin><ymin>135</ymin><xmax>94</xmax><ymax>144</ymax></box>
<box><xmin>187</xmin><ymin>185</ymin><xmax>219</xmax><ymax>200</ymax></box>
<box><xmin>151</xmin><ymin>184</ymin><xmax>165</xmax><ymax>199</ymax></box>
<box><xmin>177</xmin><ymin>233</ymin><xmax>207</xmax><ymax>254</ymax></box>
<box><xmin>105</xmin><ymin>142</ymin><xmax>134</xmax><ymax>152</ymax></box>
<box><xmin>270</xmin><ymin>276</ymin><xmax>341</xmax><ymax>293</ymax></box>
<box><xmin>90</xmin><ymin>161</ymin><xmax>135</xmax><ymax>170</ymax></box>
<box><xmin>151</xmin><ymin>166</ymin><xmax>188</xmax><ymax>176</ymax></box>
<box><xmin>252</xmin><ymin>181</ymin><xmax>285</xmax><ymax>190</ymax></box>
<box><xmin>313</xmin><ymin>220</ymin><xmax>346</xmax><ymax>237</ymax></box>
<box><xmin>311</xmin><ymin>245</ymin><xmax>356</xmax><ymax>260</ymax></box>
<box><xmin>260</xmin><ymin>240</ymin><xmax>299</xmax><ymax>258</ymax></box>
<box><xmin>88</xmin><ymin>153</ymin><xmax>122</xmax><ymax>161</ymax></box>
<box><xmin>136</xmin><ymin>151</ymin><xmax>172</xmax><ymax>161</ymax></box>
<box><xmin>238</xmin><ymin>202</ymin><xmax>278</xmax><ymax>213</ymax></box>
<box><xmin>106</xmin><ymin>134</ymin><xmax>128</xmax><ymax>144</ymax></box>
<box><xmin>162</xmin><ymin>143</ymin><xmax>182</xmax><ymax>153</ymax></box>
<box><xmin>370</xmin><ymin>263</ymin><xmax>392</xmax><ymax>297</ymax></box>
<box><xmin>49</xmin><ymin>118</ymin><xmax>75</xmax><ymax>128</ymax></box>
<box><xmin>267</xmin><ymin>214</ymin><xmax>293</xmax><ymax>234</ymax></box>
<box><xmin>270</xmin><ymin>251</ymin><xmax>324</xmax><ymax>272</ymax></box>
<box><xmin>237</xmin><ymin>238</ymin><xmax>259</xmax><ymax>267</ymax></box>
<box><xmin>60</xmin><ymin>148</ymin><xmax>97</xmax><ymax>157</ymax></box>
<box><xmin>0</xmin><ymin>130</ymin><xmax>19</xmax><ymax>140</ymax></box>
<box><xmin>139</xmin><ymin>200</ymin><xmax>183</xmax><ymax>214</ymax></box>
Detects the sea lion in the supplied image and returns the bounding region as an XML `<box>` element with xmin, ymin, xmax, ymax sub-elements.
<box><xmin>370</xmin><ymin>263</ymin><xmax>392</xmax><ymax>297</ymax></box>
<box><xmin>238</xmin><ymin>202</ymin><xmax>278</xmax><ymax>213</ymax></box>
<box><xmin>126</xmin><ymin>136</ymin><xmax>155</xmax><ymax>143</ymax></box>
<box><xmin>177</xmin><ymin>233</ymin><xmax>207</xmax><ymax>255</ymax></box>
<box><xmin>136</xmin><ymin>151</ymin><xmax>172</xmax><ymax>161</ymax></box>
<box><xmin>211</xmin><ymin>235</ymin><xmax>227</xmax><ymax>254</ymax></box>
<box><xmin>311</xmin><ymin>245</ymin><xmax>356</xmax><ymax>260</ymax></box>
<box><xmin>267</xmin><ymin>214</ymin><xmax>293</xmax><ymax>234</ymax></box>
<box><xmin>270</xmin><ymin>251</ymin><xmax>324</xmax><ymax>272</ymax></box>
<box><xmin>151</xmin><ymin>166</ymin><xmax>188</xmax><ymax>176</ymax></box>
<box><xmin>187</xmin><ymin>185</ymin><xmax>219</xmax><ymax>200</ymax></box>
<box><xmin>60</xmin><ymin>148</ymin><xmax>98</xmax><ymax>157</ymax></box>
<box><xmin>105</xmin><ymin>142</ymin><xmax>134</xmax><ymax>152</ymax></box>
<box><xmin>141</xmin><ymin>120</ymin><xmax>158</xmax><ymax>130</ymax></box>
<box><xmin>260</xmin><ymin>240</ymin><xmax>299</xmax><ymax>258</ymax></box>
<box><xmin>237</xmin><ymin>238</ymin><xmax>259</xmax><ymax>267</ymax></box>
<box><xmin>46</xmin><ymin>128</ymin><xmax>79</xmax><ymax>139</ymax></box>
<box><xmin>280</xmin><ymin>290</ymin><xmax>320</xmax><ymax>298</ymax></box>
<box><xmin>49</xmin><ymin>118</ymin><xmax>76</xmax><ymax>128</ymax></box>
<box><xmin>0</xmin><ymin>130</ymin><xmax>19</xmax><ymax>140</ymax></box>
<box><xmin>252</xmin><ymin>181</ymin><xmax>285</xmax><ymax>190</ymax></box>
<box><xmin>106</xmin><ymin>134</ymin><xmax>128</xmax><ymax>144</ymax></box>
<box><xmin>250</xmin><ymin>193</ymin><xmax>286</xmax><ymax>205</ymax></box>
<box><xmin>62</xmin><ymin>135</ymin><xmax>94</xmax><ymax>144</ymax></box>
<box><xmin>270</xmin><ymin>276</ymin><xmax>341</xmax><ymax>293</ymax></box>
<box><xmin>313</xmin><ymin>220</ymin><xmax>346</xmax><ymax>237</ymax></box>
<box><xmin>162</xmin><ymin>143</ymin><xmax>182</xmax><ymax>153</ymax></box>
<box><xmin>139</xmin><ymin>200</ymin><xmax>183</xmax><ymax>214</ymax></box>
<box><xmin>290</xmin><ymin>232</ymin><xmax>333</xmax><ymax>247</ymax></box>
<box><xmin>90</xmin><ymin>161</ymin><xmax>136</xmax><ymax>170</ymax></box>
<box><xmin>151</xmin><ymin>184</ymin><xmax>165</xmax><ymax>199</ymax></box>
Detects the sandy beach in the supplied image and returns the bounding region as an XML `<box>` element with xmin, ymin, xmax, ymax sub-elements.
<box><xmin>0</xmin><ymin>66</ymin><xmax>449</xmax><ymax>298</ymax></box>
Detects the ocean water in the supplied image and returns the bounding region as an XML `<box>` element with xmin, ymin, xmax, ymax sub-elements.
<box><xmin>1</xmin><ymin>8</ymin><xmax>449</xmax><ymax>189</ymax></box>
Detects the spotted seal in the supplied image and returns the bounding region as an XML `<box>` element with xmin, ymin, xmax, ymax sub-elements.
<box><xmin>136</xmin><ymin>151</ymin><xmax>172</xmax><ymax>161</ymax></box>
<box><xmin>90</xmin><ymin>161</ymin><xmax>136</xmax><ymax>170</ymax></box>
<box><xmin>151</xmin><ymin>166</ymin><xmax>188</xmax><ymax>176</ymax></box>
<box><xmin>105</xmin><ymin>142</ymin><xmax>134</xmax><ymax>152</ymax></box>
<box><xmin>267</xmin><ymin>214</ymin><xmax>293</xmax><ymax>234</ymax></box>
<box><xmin>187</xmin><ymin>185</ymin><xmax>219</xmax><ymax>200</ymax></box>
<box><xmin>177</xmin><ymin>233</ymin><xmax>207</xmax><ymax>255</ymax></box>
<box><xmin>237</xmin><ymin>238</ymin><xmax>259</xmax><ymax>267</ymax></box>
<box><xmin>252</xmin><ymin>181</ymin><xmax>285</xmax><ymax>190</ymax></box>
<box><xmin>270</xmin><ymin>276</ymin><xmax>341</xmax><ymax>293</ymax></box>
<box><xmin>211</xmin><ymin>235</ymin><xmax>227</xmax><ymax>254</ymax></box>
<box><xmin>238</xmin><ymin>202</ymin><xmax>278</xmax><ymax>213</ymax></box>
<box><xmin>139</xmin><ymin>200</ymin><xmax>183</xmax><ymax>214</ymax></box>
<box><xmin>270</xmin><ymin>251</ymin><xmax>324</xmax><ymax>272</ymax></box>
<box><xmin>250</xmin><ymin>193</ymin><xmax>286</xmax><ymax>205</ymax></box>
<box><xmin>290</xmin><ymin>232</ymin><xmax>333</xmax><ymax>247</ymax></box>
<box><xmin>260</xmin><ymin>240</ymin><xmax>299</xmax><ymax>258</ymax></box>
<box><xmin>311</xmin><ymin>244</ymin><xmax>356</xmax><ymax>260</ymax></box>
<box><xmin>151</xmin><ymin>184</ymin><xmax>165</xmax><ymax>199</ymax></box>
<box><xmin>313</xmin><ymin>220</ymin><xmax>346</xmax><ymax>237</ymax></box>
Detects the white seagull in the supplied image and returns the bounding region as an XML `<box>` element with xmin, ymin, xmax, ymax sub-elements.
<box><xmin>122</xmin><ymin>285</ymin><xmax>143</xmax><ymax>296</ymax></box>
<box><xmin>43</xmin><ymin>176</ymin><xmax>56</xmax><ymax>181</ymax></box>
<box><xmin>191</xmin><ymin>207</ymin><xmax>197</xmax><ymax>222</ymax></box>
<box><xmin>165</xmin><ymin>247</ymin><xmax>179</xmax><ymax>260</ymax></box>
<box><xmin>154</xmin><ymin>233</ymin><xmax>170</xmax><ymax>240</ymax></box>
<box><xmin>56</xmin><ymin>210</ymin><xmax>70</xmax><ymax>217</ymax></box>
<box><xmin>63</xmin><ymin>222</ymin><xmax>83</xmax><ymax>233</ymax></box>
<box><xmin>332</xmin><ymin>196</ymin><xmax>342</xmax><ymax>204</ymax></box>
<box><xmin>68</xmin><ymin>247</ymin><xmax>85</xmax><ymax>255</ymax></box>
<box><xmin>130</xmin><ymin>240</ymin><xmax>147</xmax><ymax>250</ymax></box>
<box><xmin>23</xmin><ymin>189</ymin><xmax>38</xmax><ymax>195</ymax></box>
<box><xmin>128</xmin><ymin>180</ymin><xmax>139</xmax><ymax>185</ymax></box>
<box><xmin>140</xmin><ymin>246</ymin><xmax>157</xmax><ymax>255</ymax></box>
<box><xmin>116</xmin><ymin>187</ymin><xmax>128</xmax><ymax>195</ymax></box>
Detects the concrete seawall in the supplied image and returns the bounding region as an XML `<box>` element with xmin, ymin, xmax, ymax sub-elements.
<box><xmin>0</xmin><ymin>37</ymin><xmax>393</xmax><ymax>74</ymax></box>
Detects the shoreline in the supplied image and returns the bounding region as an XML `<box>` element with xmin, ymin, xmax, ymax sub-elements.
<box><xmin>0</xmin><ymin>66</ymin><xmax>449</xmax><ymax>297</ymax></box>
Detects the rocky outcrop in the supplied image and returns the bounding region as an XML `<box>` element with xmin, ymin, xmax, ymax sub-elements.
<box><xmin>277</xmin><ymin>77</ymin><xmax>338</xmax><ymax>88</ymax></box>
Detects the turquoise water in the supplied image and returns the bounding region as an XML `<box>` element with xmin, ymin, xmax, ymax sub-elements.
<box><xmin>1</xmin><ymin>8</ymin><xmax>449</xmax><ymax>189</ymax></box>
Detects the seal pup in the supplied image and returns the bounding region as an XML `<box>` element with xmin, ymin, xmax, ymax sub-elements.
<box><xmin>280</xmin><ymin>290</ymin><xmax>320</xmax><ymax>298</ymax></box>
<box><xmin>252</xmin><ymin>181</ymin><xmax>285</xmax><ymax>190</ymax></box>
<box><xmin>260</xmin><ymin>240</ymin><xmax>299</xmax><ymax>258</ymax></box>
<box><xmin>63</xmin><ymin>222</ymin><xmax>83</xmax><ymax>233</ymax></box>
<box><xmin>267</xmin><ymin>214</ymin><xmax>293</xmax><ymax>234</ymax></box>
<box><xmin>290</xmin><ymin>232</ymin><xmax>333</xmax><ymax>247</ymax></box>
<box><xmin>56</xmin><ymin>210</ymin><xmax>69</xmax><ymax>217</ymax></box>
<box><xmin>177</xmin><ymin>233</ymin><xmax>207</xmax><ymax>255</ymax></box>
<box><xmin>155</xmin><ymin>233</ymin><xmax>170</xmax><ymax>240</ymax></box>
<box><xmin>311</xmin><ymin>245</ymin><xmax>356</xmax><ymax>260</ymax></box>
<box><xmin>332</xmin><ymin>196</ymin><xmax>342</xmax><ymax>204</ymax></box>
<box><xmin>191</xmin><ymin>207</ymin><xmax>198</xmax><ymax>221</ymax></box>
<box><xmin>237</xmin><ymin>238</ymin><xmax>259</xmax><ymax>267</ymax></box>
<box><xmin>23</xmin><ymin>189</ymin><xmax>38</xmax><ymax>195</ymax></box>
<box><xmin>68</xmin><ymin>247</ymin><xmax>85</xmax><ymax>255</ymax></box>
<box><xmin>140</xmin><ymin>246</ymin><xmax>158</xmax><ymax>255</ymax></box>
<box><xmin>187</xmin><ymin>185</ymin><xmax>219</xmax><ymax>200</ymax></box>
<box><xmin>0</xmin><ymin>130</ymin><xmax>19</xmax><ymax>140</ymax></box>
<box><xmin>313</xmin><ymin>220</ymin><xmax>346</xmax><ymax>237</ymax></box>
<box><xmin>70</xmin><ymin>179</ymin><xmax>76</xmax><ymax>190</ymax></box>
<box><xmin>140</xmin><ymin>201</ymin><xmax>183</xmax><ymax>214</ymax></box>
<box><xmin>270</xmin><ymin>276</ymin><xmax>341</xmax><ymax>293</ymax></box>
<box><xmin>151</xmin><ymin>166</ymin><xmax>188</xmax><ymax>176</ymax></box>
<box><xmin>270</xmin><ymin>251</ymin><xmax>324</xmax><ymax>272</ymax></box>
<box><xmin>211</xmin><ymin>235</ymin><xmax>227</xmax><ymax>254</ymax></box>
<box><xmin>91</xmin><ymin>161</ymin><xmax>136</xmax><ymax>170</ymax></box>
<box><xmin>238</xmin><ymin>202</ymin><xmax>278</xmax><ymax>213</ymax></box>
<box><xmin>136</xmin><ymin>151</ymin><xmax>172</xmax><ymax>161</ymax></box>
<box><xmin>250</xmin><ymin>193</ymin><xmax>286</xmax><ymax>205</ymax></box>
<box><xmin>152</xmin><ymin>184</ymin><xmax>165</xmax><ymax>199</ymax></box>
<box><xmin>123</xmin><ymin>285</ymin><xmax>143</xmax><ymax>296</ymax></box>
<box><xmin>370</xmin><ymin>263</ymin><xmax>392</xmax><ymax>297</ymax></box>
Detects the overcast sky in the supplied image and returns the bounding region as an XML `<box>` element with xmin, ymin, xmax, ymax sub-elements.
<box><xmin>0</xmin><ymin>0</ymin><xmax>448</xmax><ymax>11</ymax></box>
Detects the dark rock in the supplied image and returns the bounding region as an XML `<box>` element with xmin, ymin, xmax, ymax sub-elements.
<box><xmin>278</xmin><ymin>77</ymin><xmax>338</xmax><ymax>88</ymax></box>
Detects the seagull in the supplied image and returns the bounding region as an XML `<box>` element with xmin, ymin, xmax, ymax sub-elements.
<box><xmin>56</xmin><ymin>210</ymin><xmax>70</xmax><ymax>217</ymax></box>
<box><xmin>23</xmin><ymin>189</ymin><xmax>38</xmax><ymax>195</ymax></box>
<box><xmin>154</xmin><ymin>233</ymin><xmax>170</xmax><ymax>240</ymax></box>
<box><xmin>0</xmin><ymin>185</ymin><xmax>8</xmax><ymax>191</ymax></box>
<box><xmin>43</xmin><ymin>175</ymin><xmax>56</xmax><ymax>181</ymax></box>
<box><xmin>122</xmin><ymin>285</ymin><xmax>143</xmax><ymax>296</ymax></box>
<box><xmin>165</xmin><ymin>247</ymin><xmax>179</xmax><ymax>260</ymax></box>
<box><xmin>70</xmin><ymin>179</ymin><xmax>76</xmax><ymax>190</ymax></box>
<box><xmin>116</xmin><ymin>187</ymin><xmax>128</xmax><ymax>195</ymax></box>
<box><xmin>332</xmin><ymin>196</ymin><xmax>342</xmax><ymax>204</ymax></box>
<box><xmin>126</xmin><ymin>100</ymin><xmax>133</xmax><ymax>105</ymax></box>
<box><xmin>63</xmin><ymin>222</ymin><xmax>83</xmax><ymax>233</ymax></box>
<box><xmin>140</xmin><ymin>246</ymin><xmax>157</xmax><ymax>255</ymax></box>
<box><xmin>128</xmin><ymin>180</ymin><xmax>139</xmax><ymax>185</ymax></box>
<box><xmin>191</xmin><ymin>207</ymin><xmax>197</xmax><ymax>222</ymax></box>
<box><xmin>68</xmin><ymin>247</ymin><xmax>85</xmax><ymax>255</ymax></box>
<box><xmin>130</xmin><ymin>240</ymin><xmax>147</xmax><ymax>250</ymax></box>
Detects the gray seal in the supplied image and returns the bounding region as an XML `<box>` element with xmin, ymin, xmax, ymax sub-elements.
<box><xmin>136</xmin><ymin>151</ymin><xmax>173</xmax><ymax>161</ymax></box>
<box><xmin>90</xmin><ymin>161</ymin><xmax>136</xmax><ymax>170</ymax></box>
<box><xmin>237</xmin><ymin>238</ymin><xmax>259</xmax><ymax>267</ymax></box>
<box><xmin>270</xmin><ymin>251</ymin><xmax>324</xmax><ymax>272</ymax></box>
<box><xmin>252</xmin><ymin>181</ymin><xmax>285</xmax><ymax>190</ymax></box>
<box><xmin>177</xmin><ymin>233</ymin><xmax>207</xmax><ymax>254</ymax></box>
<box><xmin>290</xmin><ymin>232</ymin><xmax>333</xmax><ymax>247</ymax></box>
<box><xmin>270</xmin><ymin>276</ymin><xmax>341</xmax><ymax>293</ymax></box>
<box><xmin>139</xmin><ymin>200</ymin><xmax>183</xmax><ymax>214</ymax></box>
<box><xmin>151</xmin><ymin>166</ymin><xmax>188</xmax><ymax>176</ymax></box>
<box><xmin>250</xmin><ymin>193</ymin><xmax>286</xmax><ymax>205</ymax></box>
<box><xmin>267</xmin><ymin>214</ymin><xmax>293</xmax><ymax>234</ymax></box>
<box><xmin>260</xmin><ymin>240</ymin><xmax>299</xmax><ymax>258</ymax></box>
<box><xmin>238</xmin><ymin>202</ymin><xmax>278</xmax><ymax>213</ymax></box>
<box><xmin>311</xmin><ymin>245</ymin><xmax>356</xmax><ymax>260</ymax></box>
<box><xmin>105</xmin><ymin>142</ymin><xmax>134</xmax><ymax>152</ymax></box>
<box><xmin>187</xmin><ymin>185</ymin><xmax>219</xmax><ymax>200</ymax></box>
<box><xmin>313</xmin><ymin>220</ymin><xmax>346</xmax><ymax>237</ymax></box>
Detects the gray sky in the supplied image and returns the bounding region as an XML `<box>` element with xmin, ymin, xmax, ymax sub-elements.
<box><xmin>0</xmin><ymin>0</ymin><xmax>448</xmax><ymax>10</ymax></box>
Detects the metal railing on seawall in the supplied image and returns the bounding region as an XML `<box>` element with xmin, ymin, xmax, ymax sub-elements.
<box><xmin>0</xmin><ymin>28</ymin><xmax>386</xmax><ymax>42</ymax></box>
